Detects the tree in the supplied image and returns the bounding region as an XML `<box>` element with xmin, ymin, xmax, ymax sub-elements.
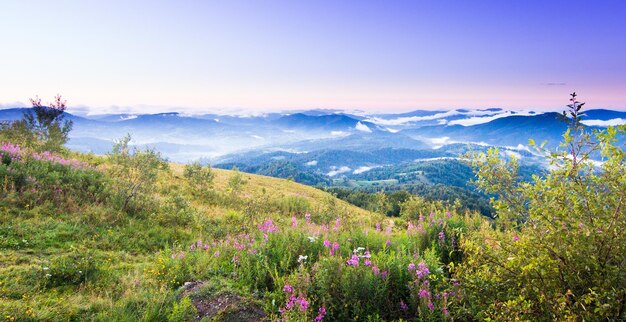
<box><xmin>24</xmin><ymin>95</ymin><xmax>73</xmax><ymax>151</ymax></box>
<box><xmin>183</xmin><ymin>161</ymin><xmax>215</xmax><ymax>196</ymax></box>
<box><xmin>459</xmin><ymin>93</ymin><xmax>626</xmax><ymax>320</ymax></box>
<box><xmin>108</xmin><ymin>135</ymin><xmax>169</xmax><ymax>213</ymax></box>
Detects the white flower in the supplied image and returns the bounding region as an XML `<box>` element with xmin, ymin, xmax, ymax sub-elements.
<box><xmin>45</xmin><ymin>274</ymin><xmax>51</xmax><ymax>277</ymax></box>
<box><xmin>298</xmin><ymin>255</ymin><xmax>308</xmax><ymax>263</ymax></box>
<box><xmin>43</xmin><ymin>267</ymin><xmax>49</xmax><ymax>270</ymax></box>
<box><xmin>307</xmin><ymin>236</ymin><xmax>317</xmax><ymax>242</ymax></box>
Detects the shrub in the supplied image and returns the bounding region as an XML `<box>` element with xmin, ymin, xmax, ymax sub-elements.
<box><xmin>183</xmin><ymin>161</ymin><xmax>215</xmax><ymax>196</ymax></box>
<box><xmin>459</xmin><ymin>93</ymin><xmax>626</xmax><ymax>320</ymax></box>
<box><xmin>107</xmin><ymin>135</ymin><xmax>168</xmax><ymax>214</ymax></box>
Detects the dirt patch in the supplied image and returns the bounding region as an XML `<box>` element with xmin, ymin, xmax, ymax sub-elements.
<box><xmin>182</xmin><ymin>281</ymin><xmax>267</xmax><ymax>321</ymax></box>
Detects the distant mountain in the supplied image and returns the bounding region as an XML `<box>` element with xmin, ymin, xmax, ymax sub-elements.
<box><xmin>583</xmin><ymin>109</ymin><xmax>626</xmax><ymax>120</ymax></box>
<box><xmin>3</xmin><ymin>107</ymin><xmax>624</xmax><ymax>163</ymax></box>
<box><xmin>274</xmin><ymin>113</ymin><xmax>378</xmax><ymax>132</ymax></box>
<box><xmin>404</xmin><ymin>112</ymin><xmax>576</xmax><ymax>148</ymax></box>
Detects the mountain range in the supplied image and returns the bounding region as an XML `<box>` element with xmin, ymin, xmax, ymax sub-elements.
<box><xmin>1</xmin><ymin>107</ymin><xmax>624</xmax><ymax>165</ymax></box>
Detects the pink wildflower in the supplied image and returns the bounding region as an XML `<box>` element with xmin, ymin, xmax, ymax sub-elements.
<box><xmin>346</xmin><ymin>255</ymin><xmax>359</xmax><ymax>267</ymax></box>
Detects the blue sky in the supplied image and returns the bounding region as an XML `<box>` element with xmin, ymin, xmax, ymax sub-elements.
<box><xmin>1</xmin><ymin>0</ymin><xmax>625</xmax><ymax>114</ymax></box>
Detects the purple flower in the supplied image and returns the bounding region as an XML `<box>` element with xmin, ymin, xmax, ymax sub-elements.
<box><xmin>418</xmin><ymin>289</ymin><xmax>430</xmax><ymax>299</ymax></box>
<box><xmin>346</xmin><ymin>255</ymin><xmax>359</xmax><ymax>267</ymax></box>
<box><xmin>512</xmin><ymin>234</ymin><xmax>519</xmax><ymax>242</ymax></box>
<box><xmin>297</xmin><ymin>296</ymin><xmax>309</xmax><ymax>312</ymax></box>
<box><xmin>427</xmin><ymin>301</ymin><xmax>434</xmax><ymax>311</ymax></box>
<box><xmin>381</xmin><ymin>270</ymin><xmax>389</xmax><ymax>279</ymax></box>
<box><xmin>286</xmin><ymin>295</ymin><xmax>296</xmax><ymax>310</ymax></box>
<box><xmin>323</xmin><ymin>240</ymin><xmax>331</xmax><ymax>248</ymax></box>
<box><xmin>364</xmin><ymin>259</ymin><xmax>372</xmax><ymax>267</ymax></box>
<box><xmin>372</xmin><ymin>266</ymin><xmax>380</xmax><ymax>276</ymax></box>
<box><xmin>375</xmin><ymin>222</ymin><xmax>381</xmax><ymax>232</ymax></box>
<box><xmin>314</xmin><ymin>307</ymin><xmax>327</xmax><ymax>321</ymax></box>
<box><xmin>258</xmin><ymin>219</ymin><xmax>278</xmax><ymax>233</ymax></box>
<box><xmin>331</xmin><ymin>242</ymin><xmax>340</xmax><ymax>255</ymax></box>
<box><xmin>408</xmin><ymin>263</ymin><xmax>416</xmax><ymax>272</ymax></box>
<box><xmin>416</xmin><ymin>262</ymin><xmax>429</xmax><ymax>279</ymax></box>
<box><xmin>305</xmin><ymin>212</ymin><xmax>311</xmax><ymax>224</ymax></box>
<box><xmin>283</xmin><ymin>284</ymin><xmax>293</xmax><ymax>293</ymax></box>
<box><xmin>291</xmin><ymin>216</ymin><xmax>298</xmax><ymax>227</ymax></box>
<box><xmin>400</xmin><ymin>300</ymin><xmax>408</xmax><ymax>312</ymax></box>
<box><xmin>438</xmin><ymin>231</ymin><xmax>445</xmax><ymax>243</ymax></box>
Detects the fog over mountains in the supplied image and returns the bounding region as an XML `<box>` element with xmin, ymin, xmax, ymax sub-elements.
<box><xmin>2</xmin><ymin>107</ymin><xmax>625</xmax><ymax>168</ymax></box>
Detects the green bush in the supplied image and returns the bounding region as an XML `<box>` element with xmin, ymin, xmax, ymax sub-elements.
<box><xmin>458</xmin><ymin>94</ymin><xmax>626</xmax><ymax>320</ymax></box>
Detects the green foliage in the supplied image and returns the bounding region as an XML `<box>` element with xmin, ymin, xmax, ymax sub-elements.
<box><xmin>107</xmin><ymin>135</ymin><xmax>168</xmax><ymax>214</ymax></box>
<box><xmin>227</xmin><ymin>166</ymin><xmax>247</xmax><ymax>195</ymax></box>
<box><xmin>459</xmin><ymin>94</ymin><xmax>626</xmax><ymax>320</ymax></box>
<box><xmin>183</xmin><ymin>161</ymin><xmax>215</xmax><ymax>196</ymax></box>
<box><xmin>167</xmin><ymin>296</ymin><xmax>197</xmax><ymax>322</ymax></box>
<box><xmin>38</xmin><ymin>249</ymin><xmax>101</xmax><ymax>289</ymax></box>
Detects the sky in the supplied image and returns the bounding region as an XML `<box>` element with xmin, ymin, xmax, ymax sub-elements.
<box><xmin>1</xmin><ymin>0</ymin><xmax>625</xmax><ymax>114</ymax></box>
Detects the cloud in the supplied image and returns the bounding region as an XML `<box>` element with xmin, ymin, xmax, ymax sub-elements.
<box><xmin>364</xmin><ymin>109</ymin><xmax>506</xmax><ymax>126</ymax></box>
<box><xmin>355</xmin><ymin>122</ymin><xmax>372</xmax><ymax>132</ymax></box>
<box><xmin>542</xmin><ymin>82</ymin><xmax>567</xmax><ymax>86</ymax></box>
<box><xmin>353</xmin><ymin>166</ymin><xmax>375</xmax><ymax>174</ymax></box>
<box><xmin>305</xmin><ymin>160</ymin><xmax>318</xmax><ymax>166</ymax></box>
<box><xmin>327</xmin><ymin>166</ymin><xmax>351</xmax><ymax>176</ymax></box>
<box><xmin>331</xmin><ymin>131</ymin><xmax>348</xmax><ymax>136</ymax></box>
<box><xmin>581</xmin><ymin>118</ymin><xmax>626</xmax><ymax>127</ymax></box>
<box><xmin>448</xmin><ymin>110</ymin><xmax>539</xmax><ymax>126</ymax></box>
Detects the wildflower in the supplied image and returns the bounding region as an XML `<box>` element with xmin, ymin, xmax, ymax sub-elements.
<box><xmin>286</xmin><ymin>295</ymin><xmax>296</xmax><ymax>310</ymax></box>
<box><xmin>308</xmin><ymin>236</ymin><xmax>317</xmax><ymax>242</ymax></box>
<box><xmin>400</xmin><ymin>300</ymin><xmax>408</xmax><ymax>312</ymax></box>
<box><xmin>333</xmin><ymin>218</ymin><xmax>341</xmax><ymax>231</ymax></box>
<box><xmin>381</xmin><ymin>270</ymin><xmax>389</xmax><ymax>279</ymax></box>
<box><xmin>427</xmin><ymin>301</ymin><xmax>434</xmax><ymax>311</ymax></box>
<box><xmin>323</xmin><ymin>240</ymin><xmax>331</xmax><ymax>248</ymax></box>
<box><xmin>346</xmin><ymin>255</ymin><xmax>359</xmax><ymax>266</ymax></box>
<box><xmin>418</xmin><ymin>289</ymin><xmax>430</xmax><ymax>299</ymax></box>
<box><xmin>331</xmin><ymin>242</ymin><xmax>340</xmax><ymax>255</ymax></box>
<box><xmin>298</xmin><ymin>255</ymin><xmax>308</xmax><ymax>263</ymax></box>
<box><xmin>408</xmin><ymin>263</ymin><xmax>416</xmax><ymax>272</ymax></box>
<box><xmin>283</xmin><ymin>284</ymin><xmax>293</xmax><ymax>293</ymax></box>
<box><xmin>416</xmin><ymin>262</ymin><xmax>429</xmax><ymax>279</ymax></box>
<box><xmin>305</xmin><ymin>212</ymin><xmax>311</xmax><ymax>224</ymax></box>
<box><xmin>291</xmin><ymin>216</ymin><xmax>298</xmax><ymax>227</ymax></box>
<box><xmin>364</xmin><ymin>259</ymin><xmax>372</xmax><ymax>267</ymax></box>
<box><xmin>375</xmin><ymin>222</ymin><xmax>381</xmax><ymax>231</ymax></box>
<box><xmin>232</xmin><ymin>255</ymin><xmax>239</xmax><ymax>264</ymax></box>
<box><xmin>314</xmin><ymin>307</ymin><xmax>327</xmax><ymax>322</ymax></box>
<box><xmin>385</xmin><ymin>225</ymin><xmax>392</xmax><ymax>234</ymax></box>
<box><xmin>297</xmin><ymin>296</ymin><xmax>309</xmax><ymax>312</ymax></box>
<box><xmin>512</xmin><ymin>234</ymin><xmax>519</xmax><ymax>242</ymax></box>
<box><xmin>385</xmin><ymin>239</ymin><xmax>391</xmax><ymax>247</ymax></box>
<box><xmin>258</xmin><ymin>219</ymin><xmax>278</xmax><ymax>233</ymax></box>
<box><xmin>372</xmin><ymin>266</ymin><xmax>380</xmax><ymax>276</ymax></box>
<box><xmin>213</xmin><ymin>250</ymin><xmax>220</xmax><ymax>257</ymax></box>
<box><xmin>438</xmin><ymin>231</ymin><xmax>445</xmax><ymax>243</ymax></box>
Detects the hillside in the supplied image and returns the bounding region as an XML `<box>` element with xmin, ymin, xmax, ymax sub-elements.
<box><xmin>0</xmin><ymin>144</ymin><xmax>389</xmax><ymax>320</ymax></box>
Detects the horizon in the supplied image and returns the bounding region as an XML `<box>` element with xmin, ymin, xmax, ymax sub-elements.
<box><xmin>2</xmin><ymin>1</ymin><xmax>626</xmax><ymax>113</ymax></box>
